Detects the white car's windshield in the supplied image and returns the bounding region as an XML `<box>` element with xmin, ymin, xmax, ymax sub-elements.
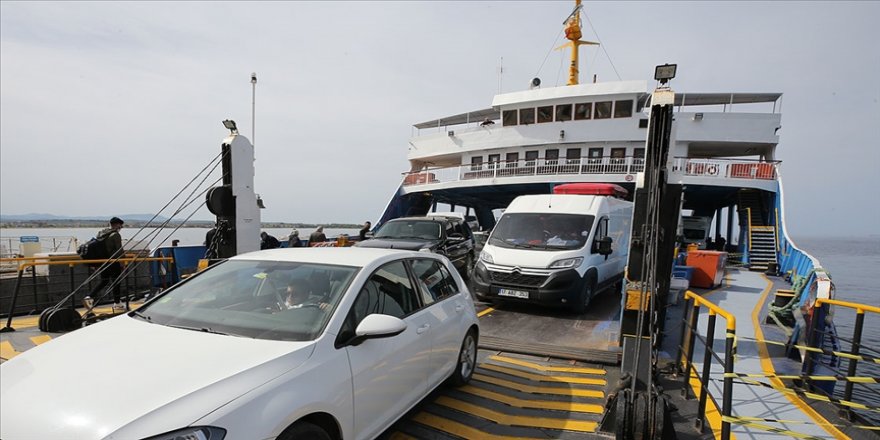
<box><xmin>137</xmin><ymin>260</ymin><xmax>358</xmax><ymax>341</ymax></box>
<box><xmin>488</xmin><ymin>213</ymin><xmax>594</xmax><ymax>250</ymax></box>
<box><xmin>375</xmin><ymin>220</ymin><xmax>442</xmax><ymax>240</ymax></box>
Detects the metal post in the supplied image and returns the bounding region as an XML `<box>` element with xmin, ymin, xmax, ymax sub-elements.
<box><xmin>31</xmin><ymin>266</ymin><xmax>38</xmax><ymax>312</ymax></box>
<box><xmin>681</xmin><ymin>301</ymin><xmax>700</xmax><ymax>398</ymax></box>
<box><xmin>250</xmin><ymin>73</ymin><xmax>257</xmax><ymax>146</ymax></box>
<box><xmin>675</xmin><ymin>296</ymin><xmax>693</xmax><ymax>375</ymax></box>
<box><xmin>842</xmin><ymin>311</ymin><xmax>864</xmax><ymax>420</ymax></box>
<box><xmin>696</xmin><ymin>312</ymin><xmax>718</xmax><ymax>433</ymax></box>
<box><xmin>0</xmin><ymin>270</ymin><xmax>24</xmax><ymax>332</ymax></box>
<box><xmin>803</xmin><ymin>306</ymin><xmax>818</xmax><ymax>390</ymax></box>
<box><xmin>721</xmin><ymin>328</ymin><xmax>735</xmax><ymax>440</ymax></box>
<box><xmin>69</xmin><ymin>263</ymin><xmax>76</xmax><ymax>309</ymax></box>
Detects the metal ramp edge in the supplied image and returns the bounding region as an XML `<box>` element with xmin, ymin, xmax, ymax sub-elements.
<box><xmin>479</xmin><ymin>335</ymin><xmax>621</xmax><ymax>365</ymax></box>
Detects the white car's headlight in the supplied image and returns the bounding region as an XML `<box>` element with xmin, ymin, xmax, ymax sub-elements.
<box><xmin>144</xmin><ymin>427</ymin><xmax>226</xmax><ymax>440</ymax></box>
<box><xmin>479</xmin><ymin>251</ymin><xmax>494</xmax><ymax>264</ymax></box>
<box><xmin>549</xmin><ymin>257</ymin><xmax>583</xmax><ymax>269</ymax></box>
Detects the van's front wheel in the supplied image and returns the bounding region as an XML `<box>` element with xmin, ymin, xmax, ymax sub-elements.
<box><xmin>572</xmin><ymin>278</ymin><xmax>595</xmax><ymax>314</ymax></box>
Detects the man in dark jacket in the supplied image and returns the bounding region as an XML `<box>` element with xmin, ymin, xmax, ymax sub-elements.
<box><xmin>260</xmin><ymin>232</ymin><xmax>281</xmax><ymax>249</ymax></box>
<box><xmin>309</xmin><ymin>226</ymin><xmax>327</xmax><ymax>246</ymax></box>
<box><xmin>359</xmin><ymin>221</ymin><xmax>371</xmax><ymax>241</ymax></box>
<box><xmin>89</xmin><ymin>217</ymin><xmax>125</xmax><ymax>310</ymax></box>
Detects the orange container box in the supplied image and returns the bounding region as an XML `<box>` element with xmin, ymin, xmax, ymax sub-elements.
<box><xmin>686</xmin><ymin>251</ymin><xmax>727</xmax><ymax>289</ymax></box>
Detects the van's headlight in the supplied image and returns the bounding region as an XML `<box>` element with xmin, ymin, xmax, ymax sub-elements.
<box><xmin>549</xmin><ymin>257</ymin><xmax>583</xmax><ymax>269</ymax></box>
<box><xmin>479</xmin><ymin>251</ymin><xmax>494</xmax><ymax>264</ymax></box>
<box><xmin>144</xmin><ymin>426</ymin><xmax>226</xmax><ymax>440</ymax></box>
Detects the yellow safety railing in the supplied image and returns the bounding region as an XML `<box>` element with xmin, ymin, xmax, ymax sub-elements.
<box><xmin>807</xmin><ymin>297</ymin><xmax>879</xmax><ymax>421</ymax></box>
<box><xmin>678</xmin><ymin>290</ymin><xmax>737</xmax><ymax>440</ymax></box>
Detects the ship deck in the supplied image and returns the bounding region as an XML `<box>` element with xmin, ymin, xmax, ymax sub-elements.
<box><xmin>1</xmin><ymin>269</ymin><xmax>873</xmax><ymax>439</ymax></box>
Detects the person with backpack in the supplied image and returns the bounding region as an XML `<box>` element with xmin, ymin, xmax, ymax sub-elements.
<box><xmin>87</xmin><ymin>217</ymin><xmax>126</xmax><ymax>310</ymax></box>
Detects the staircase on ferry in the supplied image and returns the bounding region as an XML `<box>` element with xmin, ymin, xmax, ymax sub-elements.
<box><xmin>738</xmin><ymin>190</ymin><xmax>777</xmax><ymax>271</ymax></box>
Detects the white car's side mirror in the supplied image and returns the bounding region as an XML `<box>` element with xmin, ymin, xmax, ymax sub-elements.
<box><xmin>354</xmin><ymin>314</ymin><xmax>407</xmax><ymax>341</ymax></box>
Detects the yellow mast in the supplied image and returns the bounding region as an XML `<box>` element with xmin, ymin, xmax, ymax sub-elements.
<box><xmin>558</xmin><ymin>0</ymin><xmax>599</xmax><ymax>86</ymax></box>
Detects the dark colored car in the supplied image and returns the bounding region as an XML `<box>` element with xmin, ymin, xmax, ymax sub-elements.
<box><xmin>355</xmin><ymin>216</ymin><xmax>476</xmax><ymax>279</ymax></box>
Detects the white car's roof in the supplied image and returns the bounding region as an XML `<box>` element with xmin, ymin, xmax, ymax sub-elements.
<box><xmin>231</xmin><ymin>247</ymin><xmax>426</xmax><ymax>267</ymax></box>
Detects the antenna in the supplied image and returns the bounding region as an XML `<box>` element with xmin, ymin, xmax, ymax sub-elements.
<box><xmin>498</xmin><ymin>57</ymin><xmax>504</xmax><ymax>93</ymax></box>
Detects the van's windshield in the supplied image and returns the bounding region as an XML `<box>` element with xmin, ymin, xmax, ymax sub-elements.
<box><xmin>488</xmin><ymin>213</ymin><xmax>594</xmax><ymax>251</ymax></box>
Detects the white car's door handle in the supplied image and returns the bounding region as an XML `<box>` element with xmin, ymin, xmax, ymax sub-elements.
<box><xmin>455</xmin><ymin>304</ymin><xmax>464</xmax><ymax>313</ymax></box>
<box><xmin>417</xmin><ymin>324</ymin><xmax>430</xmax><ymax>334</ymax></box>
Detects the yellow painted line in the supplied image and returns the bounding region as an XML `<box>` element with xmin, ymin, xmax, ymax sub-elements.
<box><xmin>753</xmin><ymin>274</ymin><xmax>849</xmax><ymax>440</ymax></box>
<box><xmin>29</xmin><ymin>335</ymin><xmax>52</xmax><ymax>345</ymax></box>
<box><xmin>410</xmin><ymin>412</ymin><xmax>537</xmax><ymax>440</ymax></box>
<box><xmin>460</xmin><ymin>384</ymin><xmax>604</xmax><ymax>414</ymax></box>
<box><xmin>9</xmin><ymin>316</ymin><xmax>40</xmax><ymax>328</ymax></box>
<box><xmin>686</xmin><ymin>364</ymin><xmax>731</xmax><ymax>440</ymax></box>
<box><xmin>0</xmin><ymin>340</ymin><xmax>21</xmax><ymax>360</ymax></box>
<box><xmin>473</xmin><ymin>373</ymin><xmax>605</xmax><ymax>399</ymax></box>
<box><xmin>481</xmin><ymin>363</ymin><xmax>606</xmax><ymax>386</ymax></box>
<box><xmin>435</xmin><ymin>396</ymin><xmax>597</xmax><ymax>432</ymax></box>
<box><xmin>490</xmin><ymin>355</ymin><xmax>606</xmax><ymax>375</ymax></box>
<box><xmin>386</xmin><ymin>432</ymin><xmax>418</xmax><ymax>440</ymax></box>
<box><xmin>477</xmin><ymin>307</ymin><xmax>495</xmax><ymax>317</ymax></box>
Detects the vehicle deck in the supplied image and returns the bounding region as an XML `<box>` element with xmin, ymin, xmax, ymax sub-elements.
<box><xmin>1</xmin><ymin>270</ymin><xmax>872</xmax><ymax>439</ymax></box>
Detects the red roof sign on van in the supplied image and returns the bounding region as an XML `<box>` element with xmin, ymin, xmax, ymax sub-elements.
<box><xmin>553</xmin><ymin>183</ymin><xmax>629</xmax><ymax>198</ymax></box>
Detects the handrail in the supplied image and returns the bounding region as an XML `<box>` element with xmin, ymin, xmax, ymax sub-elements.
<box><xmin>677</xmin><ymin>290</ymin><xmax>737</xmax><ymax>439</ymax></box>
<box><xmin>746</xmin><ymin>207</ymin><xmax>753</xmax><ymax>252</ymax></box>
<box><xmin>808</xmin><ymin>297</ymin><xmax>878</xmax><ymax>421</ymax></box>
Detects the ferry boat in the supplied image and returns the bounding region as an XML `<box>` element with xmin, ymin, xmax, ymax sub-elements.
<box><xmin>1</xmin><ymin>2</ymin><xmax>877</xmax><ymax>439</ymax></box>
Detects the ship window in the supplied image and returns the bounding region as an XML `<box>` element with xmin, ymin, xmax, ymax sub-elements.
<box><xmin>502</xmin><ymin>110</ymin><xmax>518</xmax><ymax>126</ymax></box>
<box><xmin>614</xmin><ymin>100</ymin><xmax>633</xmax><ymax>118</ymax></box>
<box><xmin>470</xmin><ymin>156</ymin><xmax>483</xmax><ymax>171</ymax></box>
<box><xmin>506</xmin><ymin>152</ymin><xmax>519</xmax><ymax>168</ymax></box>
<box><xmin>634</xmin><ymin>148</ymin><xmax>645</xmax><ymax>158</ymax></box>
<box><xmin>566</xmin><ymin>148</ymin><xmax>581</xmax><ymax>165</ymax></box>
<box><xmin>545</xmin><ymin>149</ymin><xmax>559</xmax><ymax>165</ymax></box>
<box><xmin>525</xmin><ymin>150</ymin><xmax>539</xmax><ymax>166</ymax></box>
<box><xmin>595</xmin><ymin>101</ymin><xmax>612</xmax><ymax>119</ymax></box>
<box><xmin>537</xmin><ymin>106</ymin><xmax>554</xmax><ymax>123</ymax></box>
<box><xmin>520</xmin><ymin>108</ymin><xmax>535</xmax><ymax>125</ymax></box>
<box><xmin>611</xmin><ymin>148</ymin><xmax>626</xmax><ymax>158</ymax></box>
<box><xmin>488</xmin><ymin>154</ymin><xmax>501</xmax><ymax>169</ymax></box>
<box><xmin>556</xmin><ymin>104</ymin><xmax>572</xmax><ymax>121</ymax></box>
<box><xmin>588</xmin><ymin>148</ymin><xmax>603</xmax><ymax>158</ymax></box>
<box><xmin>574</xmin><ymin>103</ymin><xmax>592</xmax><ymax>120</ymax></box>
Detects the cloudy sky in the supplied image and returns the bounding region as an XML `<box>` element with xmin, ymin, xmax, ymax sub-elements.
<box><xmin>1</xmin><ymin>1</ymin><xmax>877</xmax><ymax>239</ymax></box>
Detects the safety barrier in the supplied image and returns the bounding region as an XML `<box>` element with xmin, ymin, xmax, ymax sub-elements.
<box><xmin>805</xmin><ymin>298</ymin><xmax>880</xmax><ymax>422</ymax></box>
<box><xmin>676</xmin><ymin>290</ymin><xmax>736</xmax><ymax>440</ymax></box>
<box><xmin>0</xmin><ymin>255</ymin><xmax>173</xmax><ymax>332</ymax></box>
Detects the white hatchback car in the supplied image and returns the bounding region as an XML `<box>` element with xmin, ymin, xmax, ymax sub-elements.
<box><xmin>0</xmin><ymin>248</ymin><xmax>480</xmax><ymax>440</ymax></box>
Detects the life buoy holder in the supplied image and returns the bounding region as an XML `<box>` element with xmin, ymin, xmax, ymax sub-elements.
<box><xmin>706</xmin><ymin>164</ymin><xmax>719</xmax><ymax>176</ymax></box>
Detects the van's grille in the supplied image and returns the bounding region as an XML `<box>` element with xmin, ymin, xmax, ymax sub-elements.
<box><xmin>489</xmin><ymin>271</ymin><xmax>547</xmax><ymax>288</ymax></box>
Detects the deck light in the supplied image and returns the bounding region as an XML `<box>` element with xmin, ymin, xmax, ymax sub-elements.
<box><xmin>693</xmin><ymin>113</ymin><xmax>703</xmax><ymax>121</ymax></box>
<box><xmin>560</xmin><ymin>130</ymin><xmax>565</xmax><ymax>139</ymax></box>
<box><xmin>222</xmin><ymin>119</ymin><xmax>238</xmax><ymax>134</ymax></box>
<box><xmin>256</xmin><ymin>194</ymin><xmax>266</xmax><ymax>209</ymax></box>
<box><xmin>448</xmin><ymin>130</ymin><xmax>455</xmax><ymax>137</ymax></box>
<box><xmin>654</xmin><ymin>63</ymin><xmax>677</xmax><ymax>84</ymax></box>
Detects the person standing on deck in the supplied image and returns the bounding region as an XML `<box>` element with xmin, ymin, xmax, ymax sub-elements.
<box><xmin>359</xmin><ymin>221</ymin><xmax>371</xmax><ymax>241</ymax></box>
<box><xmin>260</xmin><ymin>232</ymin><xmax>280</xmax><ymax>250</ymax></box>
<box><xmin>89</xmin><ymin>217</ymin><xmax>125</xmax><ymax>310</ymax></box>
<box><xmin>309</xmin><ymin>226</ymin><xmax>327</xmax><ymax>246</ymax></box>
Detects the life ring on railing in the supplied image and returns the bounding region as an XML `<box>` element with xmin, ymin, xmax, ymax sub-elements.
<box><xmin>706</xmin><ymin>164</ymin><xmax>719</xmax><ymax>176</ymax></box>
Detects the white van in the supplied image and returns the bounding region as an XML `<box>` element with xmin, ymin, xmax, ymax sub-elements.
<box><xmin>472</xmin><ymin>185</ymin><xmax>633</xmax><ymax>313</ymax></box>
<box><xmin>681</xmin><ymin>216</ymin><xmax>711</xmax><ymax>249</ymax></box>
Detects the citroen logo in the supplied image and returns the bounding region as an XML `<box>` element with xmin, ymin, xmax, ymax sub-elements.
<box><xmin>512</xmin><ymin>267</ymin><xmax>522</xmax><ymax>274</ymax></box>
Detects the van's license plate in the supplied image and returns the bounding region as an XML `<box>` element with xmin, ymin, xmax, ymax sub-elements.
<box><xmin>498</xmin><ymin>288</ymin><xmax>529</xmax><ymax>299</ymax></box>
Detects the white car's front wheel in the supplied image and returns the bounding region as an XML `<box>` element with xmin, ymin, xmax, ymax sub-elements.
<box><xmin>449</xmin><ymin>329</ymin><xmax>478</xmax><ymax>386</ymax></box>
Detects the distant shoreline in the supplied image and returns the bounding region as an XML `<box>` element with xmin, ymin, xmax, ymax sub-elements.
<box><xmin>0</xmin><ymin>221</ymin><xmax>362</xmax><ymax>229</ymax></box>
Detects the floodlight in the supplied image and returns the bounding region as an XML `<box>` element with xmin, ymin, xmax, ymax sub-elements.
<box><xmin>654</xmin><ymin>64</ymin><xmax>677</xmax><ymax>84</ymax></box>
<box><xmin>222</xmin><ymin>119</ymin><xmax>238</xmax><ymax>134</ymax></box>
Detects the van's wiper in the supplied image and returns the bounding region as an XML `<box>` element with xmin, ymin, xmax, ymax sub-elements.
<box><xmin>131</xmin><ymin>310</ymin><xmax>152</xmax><ymax>322</ymax></box>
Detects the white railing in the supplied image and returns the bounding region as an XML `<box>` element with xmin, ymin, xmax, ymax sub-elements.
<box><xmin>402</xmin><ymin>156</ymin><xmax>778</xmax><ymax>187</ymax></box>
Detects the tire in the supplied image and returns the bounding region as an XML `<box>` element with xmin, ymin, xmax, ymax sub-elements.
<box><xmin>278</xmin><ymin>421</ymin><xmax>331</xmax><ymax>440</ymax></box>
<box><xmin>463</xmin><ymin>253</ymin><xmax>475</xmax><ymax>280</ymax></box>
<box><xmin>572</xmin><ymin>278</ymin><xmax>595</xmax><ymax>314</ymax></box>
<box><xmin>449</xmin><ymin>329</ymin><xmax>478</xmax><ymax>386</ymax></box>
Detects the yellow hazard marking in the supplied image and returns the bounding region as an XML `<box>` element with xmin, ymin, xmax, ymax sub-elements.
<box><xmin>685</xmin><ymin>365</ymin><xmax>730</xmax><ymax>440</ymax></box>
<box><xmin>9</xmin><ymin>316</ymin><xmax>40</xmax><ymax>329</ymax></box>
<box><xmin>480</xmin><ymin>364</ymin><xmax>606</xmax><ymax>386</ymax></box>
<box><xmin>489</xmin><ymin>355</ymin><xmax>606</xmax><ymax>375</ymax></box>
<box><xmin>473</xmin><ymin>374</ymin><xmax>604</xmax><ymax>399</ymax></box>
<box><xmin>477</xmin><ymin>307</ymin><xmax>495</xmax><ymax>317</ymax></box>
<box><xmin>435</xmin><ymin>396</ymin><xmax>597</xmax><ymax>432</ymax></box>
<box><xmin>724</xmin><ymin>372</ymin><xmax>878</xmax><ymax>384</ymax></box>
<box><xmin>386</xmin><ymin>432</ymin><xmax>418</xmax><ymax>440</ymax></box>
<box><xmin>753</xmin><ymin>274</ymin><xmax>848</xmax><ymax>439</ymax></box>
<box><xmin>722</xmin><ymin>416</ymin><xmax>829</xmax><ymax>440</ymax></box>
<box><xmin>29</xmin><ymin>335</ymin><xmax>52</xmax><ymax>346</ymax></box>
<box><xmin>410</xmin><ymin>412</ymin><xmax>537</xmax><ymax>440</ymax></box>
<box><xmin>729</xmin><ymin>415</ymin><xmax>880</xmax><ymax>431</ymax></box>
<box><xmin>459</xmin><ymin>384</ymin><xmax>604</xmax><ymax>414</ymax></box>
<box><xmin>0</xmin><ymin>340</ymin><xmax>21</xmax><ymax>360</ymax></box>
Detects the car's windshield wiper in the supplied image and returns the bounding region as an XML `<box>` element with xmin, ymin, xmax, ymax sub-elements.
<box><xmin>131</xmin><ymin>310</ymin><xmax>152</xmax><ymax>322</ymax></box>
<box><xmin>166</xmin><ymin>323</ymin><xmax>243</xmax><ymax>337</ymax></box>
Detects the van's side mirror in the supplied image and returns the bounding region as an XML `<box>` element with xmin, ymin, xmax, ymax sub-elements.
<box><xmin>448</xmin><ymin>233</ymin><xmax>465</xmax><ymax>241</ymax></box>
<box><xmin>596</xmin><ymin>237</ymin><xmax>613</xmax><ymax>256</ymax></box>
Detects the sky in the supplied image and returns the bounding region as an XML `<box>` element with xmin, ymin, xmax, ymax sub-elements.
<box><xmin>1</xmin><ymin>1</ymin><xmax>878</xmax><ymax>240</ymax></box>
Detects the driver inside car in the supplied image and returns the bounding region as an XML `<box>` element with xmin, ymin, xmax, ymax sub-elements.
<box><xmin>283</xmin><ymin>279</ymin><xmax>329</xmax><ymax>310</ymax></box>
